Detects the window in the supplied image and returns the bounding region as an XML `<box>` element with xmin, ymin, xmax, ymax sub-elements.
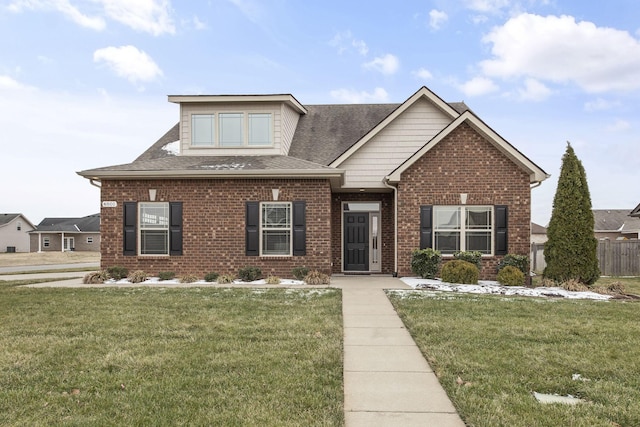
<box><xmin>433</xmin><ymin>206</ymin><xmax>493</xmax><ymax>254</ymax></box>
<box><xmin>190</xmin><ymin>112</ymin><xmax>272</xmax><ymax>147</ymax></box>
<box><xmin>261</xmin><ymin>202</ymin><xmax>291</xmax><ymax>256</ymax></box>
<box><xmin>192</xmin><ymin>114</ymin><xmax>215</xmax><ymax>146</ymax></box>
<box><xmin>87</xmin><ymin>237</ymin><xmax>93</xmax><ymax>244</ymax></box>
<box><xmin>43</xmin><ymin>237</ymin><xmax>50</xmax><ymax>248</ymax></box>
<box><xmin>139</xmin><ymin>202</ymin><xmax>169</xmax><ymax>255</ymax></box>
<box><xmin>17</xmin><ymin>221</ymin><xmax>21</xmax><ymax>231</ymax></box>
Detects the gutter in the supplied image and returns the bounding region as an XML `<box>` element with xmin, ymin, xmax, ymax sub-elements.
<box><xmin>383</xmin><ymin>177</ymin><xmax>398</xmax><ymax>277</ymax></box>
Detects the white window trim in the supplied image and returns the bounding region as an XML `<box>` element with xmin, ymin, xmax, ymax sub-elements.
<box><xmin>190</xmin><ymin>112</ymin><xmax>274</xmax><ymax>148</ymax></box>
<box><xmin>43</xmin><ymin>237</ymin><xmax>50</xmax><ymax>247</ymax></box>
<box><xmin>138</xmin><ymin>202</ymin><xmax>170</xmax><ymax>256</ymax></box>
<box><xmin>259</xmin><ymin>201</ymin><xmax>292</xmax><ymax>257</ymax></box>
<box><xmin>87</xmin><ymin>236</ymin><xmax>94</xmax><ymax>244</ymax></box>
<box><xmin>433</xmin><ymin>205</ymin><xmax>494</xmax><ymax>256</ymax></box>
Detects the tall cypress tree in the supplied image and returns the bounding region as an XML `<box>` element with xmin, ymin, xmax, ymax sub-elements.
<box><xmin>543</xmin><ymin>143</ymin><xmax>600</xmax><ymax>285</ymax></box>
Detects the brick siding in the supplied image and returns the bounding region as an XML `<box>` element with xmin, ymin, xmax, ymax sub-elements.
<box><xmin>396</xmin><ymin>122</ymin><xmax>532</xmax><ymax>279</ymax></box>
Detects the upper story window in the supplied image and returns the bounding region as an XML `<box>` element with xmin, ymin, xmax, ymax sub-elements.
<box><xmin>191</xmin><ymin>112</ymin><xmax>273</xmax><ymax>147</ymax></box>
<box><xmin>433</xmin><ymin>206</ymin><xmax>493</xmax><ymax>255</ymax></box>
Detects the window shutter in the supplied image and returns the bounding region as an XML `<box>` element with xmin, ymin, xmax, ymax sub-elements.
<box><xmin>123</xmin><ymin>202</ymin><xmax>137</xmax><ymax>256</ymax></box>
<box><xmin>292</xmin><ymin>201</ymin><xmax>306</xmax><ymax>256</ymax></box>
<box><xmin>419</xmin><ymin>206</ymin><xmax>433</xmax><ymax>249</ymax></box>
<box><xmin>495</xmin><ymin>205</ymin><xmax>508</xmax><ymax>255</ymax></box>
<box><xmin>246</xmin><ymin>201</ymin><xmax>259</xmax><ymax>256</ymax></box>
<box><xmin>169</xmin><ymin>202</ymin><xmax>183</xmax><ymax>256</ymax></box>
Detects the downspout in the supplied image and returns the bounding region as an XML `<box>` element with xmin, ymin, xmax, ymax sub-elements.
<box><xmin>90</xmin><ymin>179</ymin><xmax>101</xmax><ymax>188</ymax></box>
<box><xmin>383</xmin><ymin>178</ymin><xmax>398</xmax><ymax>277</ymax></box>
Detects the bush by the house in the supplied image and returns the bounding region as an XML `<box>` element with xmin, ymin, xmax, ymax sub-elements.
<box><xmin>441</xmin><ymin>260</ymin><xmax>478</xmax><ymax>285</ymax></box>
<box><xmin>83</xmin><ymin>270</ymin><xmax>108</xmax><ymax>284</ymax></box>
<box><xmin>128</xmin><ymin>270</ymin><xmax>148</xmax><ymax>284</ymax></box>
<box><xmin>180</xmin><ymin>274</ymin><xmax>199</xmax><ymax>283</ymax></box>
<box><xmin>410</xmin><ymin>248</ymin><xmax>441</xmax><ymax>279</ymax></box>
<box><xmin>497</xmin><ymin>254</ymin><xmax>529</xmax><ymax>275</ymax></box>
<box><xmin>304</xmin><ymin>270</ymin><xmax>331</xmax><ymax>285</ymax></box>
<box><xmin>107</xmin><ymin>266</ymin><xmax>128</xmax><ymax>280</ymax></box>
<box><xmin>453</xmin><ymin>251</ymin><xmax>483</xmax><ymax>270</ymax></box>
<box><xmin>292</xmin><ymin>266</ymin><xmax>310</xmax><ymax>281</ymax></box>
<box><xmin>204</xmin><ymin>272</ymin><xmax>219</xmax><ymax>282</ymax></box>
<box><xmin>158</xmin><ymin>271</ymin><xmax>176</xmax><ymax>281</ymax></box>
<box><xmin>496</xmin><ymin>266</ymin><xmax>525</xmax><ymax>287</ymax></box>
<box><xmin>217</xmin><ymin>274</ymin><xmax>235</xmax><ymax>284</ymax></box>
<box><xmin>561</xmin><ymin>278</ymin><xmax>589</xmax><ymax>292</ymax></box>
<box><xmin>238</xmin><ymin>266</ymin><xmax>262</xmax><ymax>282</ymax></box>
<box><xmin>592</xmin><ymin>281</ymin><xmax>626</xmax><ymax>295</ymax></box>
<box><xmin>265</xmin><ymin>275</ymin><xmax>281</xmax><ymax>285</ymax></box>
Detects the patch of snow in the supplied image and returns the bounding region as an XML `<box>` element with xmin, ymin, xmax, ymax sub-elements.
<box><xmin>199</xmin><ymin>163</ymin><xmax>247</xmax><ymax>170</ymax></box>
<box><xmin>533</xmin><ymin>392</ymin><xmax>586</xmax><ymax>405</ymax></box>
<box><xmin>162</xmin><ymin>140</ymin><xmax>180</xmax><ymax>155</ymax></box>
<box><xmin>104</xmin><ymin>277</ymin><xmax>305</xmax><ymax>286</ymax></box>
<box><xmin>400</xmin><ymin>278</ymin><xmax>612</xmax><ymax>300</ymax></box>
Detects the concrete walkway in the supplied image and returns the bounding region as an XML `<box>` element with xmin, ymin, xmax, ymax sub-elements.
<box><xmin>332</xmin><ymin>276</ymin><xmax>465</xmax><ymax>427</ymax></box>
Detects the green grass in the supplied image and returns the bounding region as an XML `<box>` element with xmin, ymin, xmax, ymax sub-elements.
<box><xmin>0</xmin><ymin>286</ymin><xmax>343</xmax><ymax>426</ymax></box>
<box><xmin>388</xmin><ymin>291</ymin><xmax>640</xmax><ymax>427</ymax></box>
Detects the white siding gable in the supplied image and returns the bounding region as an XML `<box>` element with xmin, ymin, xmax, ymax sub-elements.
<box><xmin>280</xmin><ymin>103</ymin><xmax>300</xmax><ymax>155</ymax></box>
<box><xmin>339</xmin><ymin>97</ymin><xmax>452</xmax><ymax>188</ymax></box>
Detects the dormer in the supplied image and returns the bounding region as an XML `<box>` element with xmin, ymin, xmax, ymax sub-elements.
<box><xmin>168</xmin><ymin>94</ymin><xmax>307</xmax><ymax>156</ymax></box>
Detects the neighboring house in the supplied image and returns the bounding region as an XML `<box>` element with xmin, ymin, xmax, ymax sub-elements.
<box><xmin>593</xmin><ymin>209</ymin><xmax>640</xmax><ymax>240</ymax></box>
<box><xmin>531</xmin><ymin>222</ymin><xmax>548</xmax><ymax>245</ymax></box>
<box><xmin>78</xmin><ymin>86</ymin><xmax>548</xmax><ymax>279</ymax></box>
<box><xmin>29</xmin><ymin>214</ymin><xmax>101</xmax><ymax>252</ymax></box>
<box><xmin>0</xmin><ymin>213</ymin><xmax>35</xmax><ymax>253</ymax></box>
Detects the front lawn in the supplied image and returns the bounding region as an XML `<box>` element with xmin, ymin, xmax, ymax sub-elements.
<box><xmin>388</xmin><ymin>291</ymin><xmax>640</xmax><ymax>427</ymax></box>
<box><xmin>0</xmin><ymin>286</ymin><xmax>343</xmax><ymax>426</ymax></box>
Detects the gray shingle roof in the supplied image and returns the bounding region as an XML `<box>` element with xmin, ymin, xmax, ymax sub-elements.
<box><xmin>34</xmin><ymin>214</ymin><xmax>100</xmax><ymax>233</ymax></box>
<box><xmin>0</xmin><ymin>214</ymin><xmax>21</xmax><ymax>226</ymax></box>
<box><xmin>593</xmin><ymin>209</ymin><xmax>640</xmax><ymax>232</ymax></box>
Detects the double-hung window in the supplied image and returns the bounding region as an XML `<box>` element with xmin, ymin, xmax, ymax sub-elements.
<box><xmin>191</xmin><ymin>112</ymin><xmax>272</xmax><ymax>147</ymax></box>
<box><xmin>433</xmin><ymin>206</ymin><xmax>493</xmax><ymax>254</ymax></box>
<box><xmin>139</xmin><ymin>202</ymin><xmax>169</xmax><ymax>255</ymax></box>
<box><xmin>261</xmin><ymin>202</ymin><xmax>291</xmax><ymax>256</ymax></box>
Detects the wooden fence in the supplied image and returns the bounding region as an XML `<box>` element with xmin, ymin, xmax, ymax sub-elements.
<box><xmin>531</xmin><ymin>240</ymin><xmax>640</xmax><ymax>276</ymax></box>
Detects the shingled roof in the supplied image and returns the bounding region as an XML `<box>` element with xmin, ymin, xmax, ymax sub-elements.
<box><xmin>593</xmin><ymin>209</ymin><xmax>640</xmax><ymax>233</ymax></box>
<box><xmin>33</xmin><ymin>214</ymin><xmax>100</xmax><ymax>233</ymax></box>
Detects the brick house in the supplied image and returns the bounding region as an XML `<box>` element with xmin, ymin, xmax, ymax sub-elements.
<box><xmin>78</xmin><ymin>86</ymin><xmax>548</xmax><ymax>279</ymax></box>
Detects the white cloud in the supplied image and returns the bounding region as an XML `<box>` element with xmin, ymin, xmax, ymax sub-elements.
<box><xmin>458</xmin><ymin>76</ymin><xmax>499</xmax><ymax>97</ymax></box>
<box><xmin>330</xmin><ymin>30</ymin><xmax>368</xmax><ymax>56</ymax></box>
<box><xmin>329</xmin><ymin>87</ymin><xmax>389</xmax><ymax>104</ymax></box>
<box><xmin>463</xmin><ymin>0</ymin><xmax>509</xmax><ymax>13</ymax></box>
<box><xmin>584</xmin><ymin>98</ymin><xmax>621</xmax><ymax>112</ymax></box>
<box><xmin>100</xmin><ymin>0</ymin><xmax>175</xmax><ymax>35</ymax></box>
<box><xmin>412</xmin><ymin>68</ymin><xmax>433</xmax><ymax>80</ymax></box>
<box><xmin>363</xmin><ymin>54</ymin><xmax>400</xmax><ymax>75</ymax></box>
<box><xmin>0</xmin><ymin>75</ymin><xmax>34</xmax><ymax>90</ymax></box>
<box><xmin>607</xmin><ymin>119</ymin><xmax>631</xmax><ymax>132</ymax></box>
<box><xmin>352</xmin><ymin>39</ymin><xmax>369</xmax><ymax>56</ymax></box>
<box><xmin>93</xmin><ymin>45</ymin><xmax>163</xmax><ymax>84</ymax></box>
<box><xmin>192</xmin><ymin>15</ymin><xmax>206</xmax><ymax>30</ymax></box>
<box><xmin>8</xmin><ymin>0</ymin><xmax>106</xmax><ymax>30</ymax></box>
<box><xmin>429</xmin><ymin>9</ymin><xmax>448</xmax><ymax>30</ymax></box>
<box><xmin>480</xmin><ymin>13</ymin><xmax>640</xmax><ymax>93</ymax></box>
<box><xmin>518</xmin><ymin>78</ymin><xmax>551</xmax><ymax>101</ymax></box>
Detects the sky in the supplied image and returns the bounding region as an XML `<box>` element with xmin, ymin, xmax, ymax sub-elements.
<box><xmin>1</xmin><ymin>0</ymin><xmax>640</xmax><ymax>227</ymax></box>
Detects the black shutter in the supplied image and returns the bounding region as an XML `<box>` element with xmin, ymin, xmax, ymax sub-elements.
<box><xmin>292</xmin><ymin>201</ymin><xmax>306</xmax><ymax>256</ymax></box>
<box><xmin>169</xmin><ymin>202</ymin><xmax>183</xmax><ymax>256</ymax></box>
<box><xmin>495</xmin><ymin>205</ymin><xmax>508</xmax><ymax>255</ymax></box>
<box><xmin>123</xmin><ymin>202</ymin><xmax>137</xmax><ymax>256</ymax></box>
<box><xmin>246</xmin><ymin>202</ymin><xmax>259</xmax><ymax>256</ymax></box>
<box><xmin>419</xmin><ymin>206</ymin><xmax>433</xmax><ymax>249</ymax></box>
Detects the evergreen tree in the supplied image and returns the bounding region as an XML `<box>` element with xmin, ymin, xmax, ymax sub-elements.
<box><xmin>543</xmin><ymin>143</ymin><xmax>600</xmax><ymax>285</ymax></box>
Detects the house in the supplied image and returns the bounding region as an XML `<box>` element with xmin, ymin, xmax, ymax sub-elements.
<box><xmin>0</xmin><ymin>213</ymin><xmax>35</xmax><ymax>253</ymax></box>
<box><xmin>593</xmin><ymin>209</ymin><xmax>640</xmax><ymax>240</ymax></box>
<box><xmin>29</xmin><ymin>214</ymin><xmax>101</xmax><ymax>252</ymax></box>
<box><xmin>77</xmin><ymin>86</ymin><xmax>548</xmax><ymax>279</ymax></box>
<box><xmin>531</xmin><ymin>222</ymin><xmax>548</xmax><ymax>245</ymax></box>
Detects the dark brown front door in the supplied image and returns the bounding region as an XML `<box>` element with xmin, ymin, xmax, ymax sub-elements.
<box><xmin>344</xmin><ymin>212</ymin><xmax>369</xmax><ymax>271</ymax></box>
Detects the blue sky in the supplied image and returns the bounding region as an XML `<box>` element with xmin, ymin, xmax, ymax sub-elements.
<box><xmin>2</xmin><ymin>0</ymin><xmax>640</xmax><ymax>226</ymax></box>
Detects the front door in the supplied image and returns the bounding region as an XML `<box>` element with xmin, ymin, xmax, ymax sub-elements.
<box><xmin>344</xmin><ymin>212</ymin><xmax>369</xmax><ymax>271</ymax></box>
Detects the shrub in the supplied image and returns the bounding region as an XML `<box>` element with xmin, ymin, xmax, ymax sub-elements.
<box><xmin>561</xmin><ymin>278</ymin><xmax>589</xmax><ymax>292</ymax></box>
<box><xmin>453</xmin><ymin>251</ymin><xmax>482</xmax><ymax>270</ymax></box>
<box><xmin>304</xmin><ymin>270</ymin><xmax>331</xmax><ymax>285</ymax></box>
<box><xmin>593</xmin><ymin>281</ymin><xmax>625</xmax><ymax>295</ymax></box>
<box><xmin>410</xmin><ymin>248</ymin><xmax>441</xmax><ymax>279</ymax></box>
<box><xmin>107</xmin><ymin>266</ymin><xmax>128</xmax><ymax>280</ymax></box>
<box><xmin>441</xmin><ymin>260</ymin><xmax>478</xmax><ymax>285</ymax></box>
<box><xmin>238</xmin><ymin>266</ymin><xmax>262</xmax><ymax>282</ymax></box>
<box><xmin>128</xmin><ymin>270</ymin><xmax>148</xmax><ymax>284</ymax></box>
<box><xmin>180</xmin><ymin>274</ymin><xmax>199</xmax><ymax>284</ymax></box>
<box><xmin>217</xmin><ymin>274</ymin><xmax>236</xmax><ymax>284</ymax></box>
<box><xmin>158</xmin><ymin>271</ymin><xmax>175</xmax><ymax>281</ymax></box>
<box><xmin>497</xmin><ymin>254</ymin><xmax>529</xmax><ymax>275</ymax></box>
<box><xmin>292</xmin><ymin>266</ymin><xmax>310</xmax><ymax>281</ymax></box>
<box><xmin>204</xmin><ymin>272</ymin><xmax>219</xmax><ymax>282</ymax></box>
<box><xmin>83</xmin><ymin>270</ymin><xmax>108</xmax><ymax>284</ymax></box>
<box><xmin>496</xmin><ymin>266</ymin><xmax>525</xmax><ymax>287</ymax></box>
<box><xmin>265</xmin><ymin>275</ymin><xmax>281</xmax><ymax>285</ymax></box>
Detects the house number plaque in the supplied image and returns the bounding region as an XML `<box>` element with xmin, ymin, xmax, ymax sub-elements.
<box><xmin>102</xmin><ymin>201</ymin><xmax>118</xmax><ymax>208</ymax></box>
